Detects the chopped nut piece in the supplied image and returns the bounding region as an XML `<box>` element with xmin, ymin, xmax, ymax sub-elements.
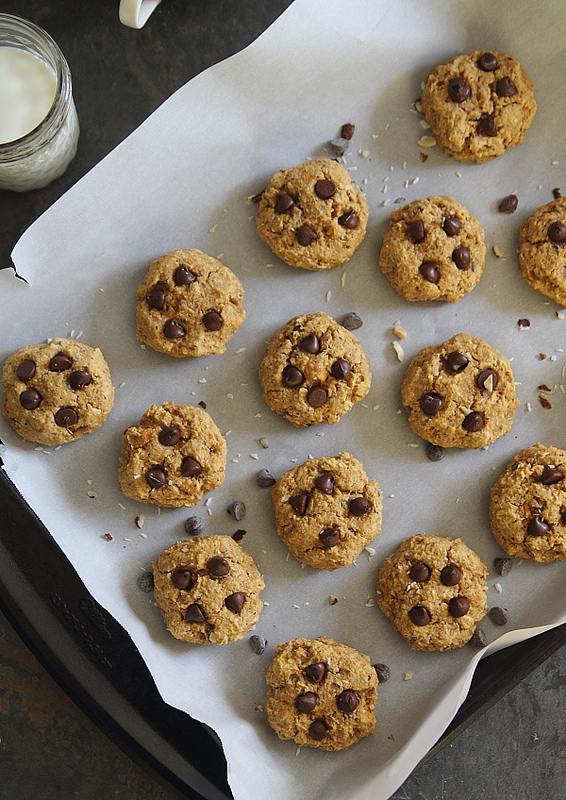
<box><xmin>258</xmin><ymin>437</ymin><xmax>269</xmax><ymax>449</ymax></box>
<box><xmin>392</xmin><ymin>341</ymin><xmax>404</xmax><ymax>362</ymax></box>
<box><xmin>492</xmin><ymin>244</ymin><xmax>504</xmax><ymax>258</ymax></box>
<box><xmin>403</xmin><ymin>671</ymin><xmax>413</xmax><ymax>681</ymax></box>
<box><xmin>417</xmin><ymin>135</ymin><xmax>436</xmax><ymax>148</ymax></box>
<box><xmin>328</xmin><ymin>595</ymin><xmax>339</xmax><ymax>606</ymax></box>
<box><xmin>392</xmin><ymin>322</ymin><xmax>407</xmax><ymax>340</ymax></box>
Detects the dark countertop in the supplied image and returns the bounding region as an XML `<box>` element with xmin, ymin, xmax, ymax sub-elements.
<box><xmin>0</xmin><ymin>2</ymin><xmax>564</xmax><ymax>799</ymax></box>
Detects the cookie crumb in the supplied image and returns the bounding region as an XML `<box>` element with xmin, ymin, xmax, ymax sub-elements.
<box><xmin>365</xmin><ymin>597</ymin><xmax>376</xmax><ymax>607</ymax></box>
<box><xmin>101</xmin><ymin>532</ymin><xmax>113</xmax><ymax>541</ymax></box>
<box><xmin>419</xmin><ymin>152</ymin><xmax>428</xmax><ymax>163</ymax></box>
<box><xmin>492</xmin><ymin>244</ymin><xmax>504</xmax><ymax>258</ymax></box>
<box><xmin>417</xmin><ymin>135</ymin><xmax>436</xmax><ymax>148</ymax></box>
<box><xmin>392</xmin><ymin>322</ymin><xmax>407</xmax><ymax>340</ymax></box>
<box><xmin>329</xmin><ymin>595</ymin><xmax>339</xmax><ymax>605</ymax></box>
<box><xmin>87</xmin><ymin>490</ymin><xmax>97</xmax><ymax>499</ymax></box>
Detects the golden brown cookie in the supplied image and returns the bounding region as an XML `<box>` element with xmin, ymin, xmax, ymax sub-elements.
<box><xmin>401</xmin><ymin>333</ymin><xmax>518</xmax><ymax>449</ymax></box>
<box><xmin>519</xmin><ymin>198</ymin><xmax>566</xmax><ymax>306</ymax></box>
<box><xmin>255</xmin><ymin>159</ymin><xmax>368</xmax><ymax>270</ymax></box>
<box><xmin>377</xmin><ymin>535</ymin><xmax>488</xmax><ymax>652</ymax></box>
<box><xmin>378</xmin><ymin>196</ymin><xmax>486</xmax><ymax>302</ymax></box>
<box><xmin>2</xmin><ymin>338</ymin><xmax>114</xmax><ymax>446</ymax></box>
<box><xmin>136</xmin><ymin>248</ymin><xmax>245</xmax><ymax>357</ymax></box>
<box><xmin>260</xmin><ymin>312</ymin><xmax>371</xmax><ymax>427</ymax></box>
<box><xmin>490</xmin><ymin>444</ymin><xmax>566</xmax><ymax>563</ymax></box>
<box><xmin>153</xmin><ymin>536</ymin><xmax>264</xmax><ymax>644</ymax></box>
<box><xmin>118</xmin><ymin>403</ymin><xmax>226</xmax><ymax>508</ymax></box>
<box><xmin>272</xmin><ymin>453</ymin><xmax>382</xmax><ymax>570</ymax></box>
<box><xmin>422</xmin><ymin>50</ymin><xmax>536</xmax><ymax>163</ymax></box>
<box><xmin>265</xmin><ymin>637</ymin><xmax>377</xmax><ymax>750</ymax></box>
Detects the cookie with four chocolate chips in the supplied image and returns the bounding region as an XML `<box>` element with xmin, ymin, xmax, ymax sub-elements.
<box><xmin>377</xmin><ymin>534</ymin><xmax>488</xmax><ymax>652</ymax></box>
<box><xmin>490</xmin><ymin>444</ymin><xmax>566</xmax><ymax>563</ymax></box>
<box><xmin>153</xmin><ymin>535</ymin><xmax>264</xmax><ymax>644</ymax></box>
<box><xmin>519</xmin><ymin>197</ymin><xmax>566</xmax><ymax>306</ymax></box>
<box><xmin>255</xmin><ymin>159</ymin><xmax>368</xmax><ymax>270</ymax></box>
<box><xmin>266</xmin><ymin>637</ymin><xmax>378</xmax><ymax>750</ymax></box>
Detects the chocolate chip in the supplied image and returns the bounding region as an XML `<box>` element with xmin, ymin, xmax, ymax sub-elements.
<box><xmin>275</xmin><ymin>192</ymin><xmax>294</xmax><ymax>213</ymax></box>
<box><xmin>299</xmin><ymin>334</ymin><xmax>321</xmax><ymax>354</ymax></box>
<box><xmin>336</xmin><ymin>689</ymin><xmax>359</xmax><ymax>713</ymax></box>
<box><xmin>232</xmin><ymin>529</ymin><xmax>246</xmax><ymax>542</ymax></box>
<box><xmin>445</xmin><ymin>352</ymin><xmax>469</xmax><ymax>373</ymax></box>
<box><xmin>540</xmin><ymin>465</ymin><xmax>564</xmax><ymax>485</ymax></box>
<box><xmin>348</xmin><ymin>497</ymin><xmax>371</xmax><ymax>516</ymax></box>
<box><xmin>314</xmin><ymin>179</ymin><xmax>336</xmax><ymax>199</ymax></box>
<box><xmin>164</xmin><ymin>318</ymin><xmax>186</xmax><ymax>339</ymax></box>
<box><xmin>296</xmin><ymin>224</ymin><xmax>317</xmax><ymax>245</ymax></box>
<box><xmin>225</xmin><ymin>592</ymin><xmax>245</xmax><ymax>613</ymax></box>
<box><xmin>184</xmin><ymin>516</ymin><xmax>203</xmax><ymax>536</ymax></box>
<box><xmin>69</xmin><ymin>370</ymin><xmax>92</xmax><ymax>389</ymax></box>
<box><xmin>251</xmin><ymin>191</ymin><xmax>263</xmax><ymax>204</ymax></box>
<box><xmin>494</xmin><ymin>557</ymin><xmax>513</xmax><ymax>577</ymax></box>
<box><xmin>447</xmin><ymin>77</ymin><xmax>471</xmax><ymax>103</ymax></box>
<box><xmin>314</xmin><ymin>472</ymin><xmax>335</xmax><ymax>494</ymax></box>
<box><xmin>289</xmin><ymin>493</ymin><xmax>310</xmax><ymax>516</ymax></box>
<box><xmin>561</xmin><ymin>508</ymin><xmax>566</xmax><ymax>525</ymax></box>
<box><xmin>282</xmin><ymin>365</ymin><xmax>304</xmax><ymax>388</ymax></box>
<box><xmin>249</xmin><ymin>634</ymin><xmax>267</xmax><ymax>655</ymax></box>
<box><xmin>146</xmin><ymin>283</ymin><xmax>167</xmax><ymax>310</ymax></box>
<box><xmin>338</xmin><ymin>211</ymin><xmax>359</xmax><ymax>229</ymax></box>
<box><xmin>495</xmin><ymin>77</ymin><xmax>517</xmax><ymax>97</ymax></box>
<box><xmin>331</xmin><ymin>358</ymin><xmax>351</xmax><ymax>380</ymax></box>
<box><xmin>517</xmin><ymin>318</ymin><xmax>530</xmax><ymax>329</ymax></box>
<box><xmin>443</xmin><ymin>216</ymin><xmax>461</xmax><ymax>237</ymax></box>
<box><xmin>489</xmin><ymin>606</ymin><xmax>508</xmax><ymax>626</ymax></box>
<box><xmin>477</xmin><ymin>52</ymin><xmax>498</xmax><ymax>71</ymax></box>
<box><xmin>469</xmin><ymin>629</ymin><xmax>488</xmax><ymax>648</ymax></box>
<box><xmin>373</xmin><ymin>663</ymin><xmax>391</xmax><ymax>683</ymax></box>
<box><xmin>136</xmin><ymin>570</ymin><xmax>154</xmax><ymax>593</ymax></box>
<box><xmin>477</xmin><ymin>114</ymin><xmax>498</xmax><ymax>137</ymax></box>
<box><xmin>340</xmin><ymin>312</ymin><xmax>363</xmax><ymax>330</ymax></box>
<box><xmin>498</xmin><ymin>194</ymin><xmax>518</xmax><ymax>213</ymax></box>
<box><xmin>202</xmin><ymin>310</ymin><xmax>223</xmax><ymax>331</ymax></box>
<box><xmin>553</xmin><ymin>188</ymin><xmax>562</xmax><ymax>199</ymax></box>
<box><xmin>19</xmin><ymin>389</ymin><xmax>42</xmax><ymax>410</ymax></box>
<box><xmin>54</xmin><ymin>406</ymin><xmax>78</xmax><ymax>427</ymax></box>
<box><xmin>462</xmin><ymin>411</ymin><xmax>485</xmax><ymax>432</ymax></box>
<box><xmin>308</xmin><ymin>719</ymin><xmax>330</xmax><ymax>740</ymax></box>
<box><xmin>171</xmin><ymin>567</ymin><xmax>193</xmax><ymax>590</ymax></box>
<box><xmin>425</xmin><ymin>443</ymin><xmax>444</xmax><ymax>462</ymax></box>
<box><xmin>419</xmin><ymin>391</ymin><xmax>444</xmax><ymax>416</ymax></box>
<box><xmin>304</xmin><ymin>662</ymin><xmax>327</xmax><ymax>684</ymax></box>
<box><xmin>158</xmin><ymin>426</ymin><xmax>182</xmax><ymax>446</ymax></box>
<box><xmin>341</xmin><ymin>122</ymin><xmax>356</xmax><ymax>140</ymax></box>
<box><xmin>49</xmin><ymin>353</ymin><xmax>73</xmax><ymax>372</ymax></box>
<box><xmin>452</xmin><ymin>246</ymin><xmax>471</xmax><ymax>270</ymax></box>
<box><xmin>527</xmin><ymin>514</ymin><xmax>551</xmax><ymax>536</ymax></box>
<box><xmin>440</xmin><ymin>564</ymin><xmax>462</xmax><ymax>586</ymax></box>
<box><xmin>146</xmin><ymin>466</ymin><xmax>167</xmax><ymax>488</ymax></box>
<box><xmin>406</xmin><ymin>219</ymin><xmax>425</xmax><ymax>243</ymax></box>
<box><xmin>184</xmin><ymin>603</ymin><xmax>206</xmax><ymax>623</ymax></box>
<box><xmin>409</xmin><ymin>562</ymin><xmax>431</xmax><ymax>582</ymax></box>
<box><xmin>227</xmin><ymin>500</ymin><xmax>246</xmax><ymax>521</ymax></box>
<box><xmin>476</xmin><ymin>369</ymin><xmax>498</xmax><ymax>392</ymax></box>
<box><xmin>419</xmin><ymin>260</ymin><xmax>440</xmax><ymax>284</ymax></box>
<box><xmin>295</xmin><ymin>692</ymin><xmax>317</xmax><ymax>713</ymax></box>
<box><xmin>181</xmin><ymin>456</ymin><xmax>202</xmax><ymax>477</ymax></box>
<box><xmin>449</xmin><ymin>596</ymin><xmax>470</xmax><ymax>617</ymax></box>
<box><xmin>207</xmin><ymin>556</ymin><xmax>230</xmax><ymax>577</ymax></box>
<box><xmin>174</xmin><ymin>265</ymin><xmax>197</xmax><ymax>286</ymax></box>
<box><xmin>16</xmin><ymin>360</ymin><xmax>36</xmax><ymax>381</ymax></box>
<box><xmin>257</xmin><ymin>468</ymin><xmax>276</xmax><ymax>488</ymax></box>
<box><xmin>198</xmin><ymin>401</ymin><xmax>207</xmax><ymax>409</ymax></box>
<box><xmin>408</xmin><ymin>606</ymin><xmax>431</xmax><ymax>626</ymax></box>
<box><xmin>319</xmin><ymin>527</ymin><xmax>340</xmax><ymax>548</ymax></box>
<box><xmin>548</xmin><ymin>221</ymin><xmax>566</xmax><ymax>243</ymax></box>
<box><xmin>307</xmin><ymin>385</ymin><xmax>328</xmax><ymax>408</ymax></box>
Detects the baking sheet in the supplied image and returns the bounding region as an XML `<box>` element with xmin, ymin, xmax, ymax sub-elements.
<box><xmin>1</xmin><ymin>1</ymin><xmax>565</xmax><ymax>797</ymax></box>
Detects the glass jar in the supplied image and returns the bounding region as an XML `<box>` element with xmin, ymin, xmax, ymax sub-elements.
<box><xmin>0</xmin><ymin>14</ymin><xmax>79</xmax><ymax>192</ymax></box>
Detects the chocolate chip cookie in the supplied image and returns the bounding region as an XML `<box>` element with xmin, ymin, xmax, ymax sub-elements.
<box><xmin>255</xmin><ymin>159</ymin><xmax>368</xmax><ymax>270</ymax></box>
<box><xmin>377</xmin><ymin>535</ymin><xmax>488</xmax><ymax>651</ymax></box>
<box><xmin>519</xmin><ymin>198</ymin><xmax>566</xmax><ymax>306</ymax></box>
<box><xmin>272</xmin><ymin>453</ymin><xmax>382</xmax><ymax>570</ymax></box>
<box><xmin>136</xmin><ymin>248</ymin><xmax>245</xmax><ymax>357</ymax></box>
<box><xmin>118</xmin><ymin>403</ymin><xmax>226</xmax><ymax>508</ymax></box>
<box><xmin>153</xmin><ymin>535</ymin><xmax>264</xmax><ymax>644</ymax></box>
<box><xmin>401</xmin><ymin>333</ymin><xmax>518</xmax><ymax>449</ymax></box>
<box><xmin>260</xmin><ymin>312</ymin><xmax>371</xmax><ymax>427</ymax></box>
<box><xmin>490</xmin><ymin>444</ymin><xmax>566</xmax><ymax>563</ymax></box>
<box><xmin>422</xmin><ymin>50</ymin><xmax>536</xmax><ymax>163</ymax></box>
<box><xmin>378</xmin><ymin>196</ymin><xmax>486</xmax><ymax>302</ymax></box>
<box><xmin>265</xmin><ymin>637</ymin><xmax>377</xmax><ymax>750</ymax></box>
<box><xmin>2</xmin><ymin>338</ymin><xmax>114</xmax><ymax>446</ymax></box>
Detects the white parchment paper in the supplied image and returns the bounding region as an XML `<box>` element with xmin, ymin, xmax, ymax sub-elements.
<box><xmin>1</xmin><ymin>1</ymin><xmax>565</xmax><ymax>797</ymax></box>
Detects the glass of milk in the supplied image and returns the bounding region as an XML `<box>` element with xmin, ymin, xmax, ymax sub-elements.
<box><xmin>0</xmin><ymin>14</ymin><xmax>79</xmax><ymax>192</ymax></box>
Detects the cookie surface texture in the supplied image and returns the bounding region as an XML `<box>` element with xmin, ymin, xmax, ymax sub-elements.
<box><xmin>519</xmin><ymin>198</ymin><xmax>566</xmax><ymax>306</ymax></box>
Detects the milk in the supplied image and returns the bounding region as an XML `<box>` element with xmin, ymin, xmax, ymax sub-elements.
<box><xmin>0</xmin><ymin>46</ymin><xmax>57</xmax><ymax>144</ymax></box>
